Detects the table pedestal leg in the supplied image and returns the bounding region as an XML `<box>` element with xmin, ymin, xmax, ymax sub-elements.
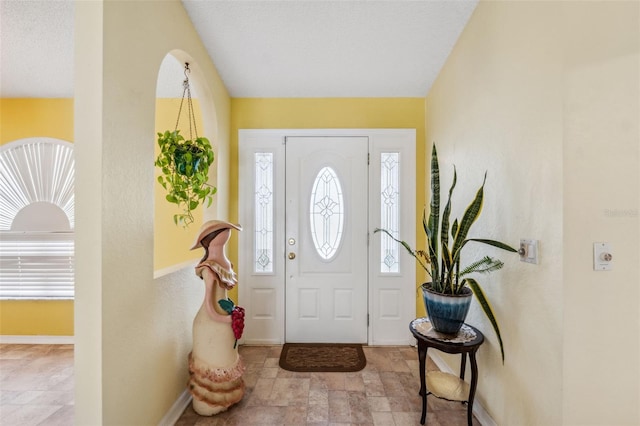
<box><xmin>417</xmin><ymin>340</ymin><xmax>428</xmax><ymax>425</ymax></box>
<box><xmin>467</xmin><ymin>351</ymin><xmax>479</xmax><ymax>426</ymax></box>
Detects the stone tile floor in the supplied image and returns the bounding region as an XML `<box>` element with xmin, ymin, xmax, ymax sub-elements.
<box><xmin>0</xmin><ymin>344</ymin><xmax>477</xmax><ymax>425</ymax></box>
<box><xmin>0</xmin><ymin>344</ymin><xmax>74</xmax><ymax>426</ymax></box>
<box><xmin>177</xmin><ymin>345</ymin><xmax>478</xmax><ymax>425</ymax></box>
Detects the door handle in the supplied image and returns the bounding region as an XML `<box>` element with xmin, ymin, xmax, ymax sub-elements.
<box><xmin>288</xmin><ymin>252</ymin><xmax>296</xmax><ymax>260</ymax></box>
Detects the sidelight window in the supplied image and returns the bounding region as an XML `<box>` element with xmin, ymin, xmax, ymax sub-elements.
<box><xmin>380</xmin><ymin>153</ymin><xmax>400</xmax><ymax>273</ymax></box>
<box><xmin>254</xmin><ymin>153</ymin><xmax>274</xmax><ymax>273</ymax></box>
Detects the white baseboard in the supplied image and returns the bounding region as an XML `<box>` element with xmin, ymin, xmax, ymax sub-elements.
<box><xmin>158</xmin><ymin>388</ymin><xmax>192</xmax><ymax>426</ymax></box>
<box><xmin>0</xmin><ymin>335</ymin><xmax>74</xmax><ymax>344</ymax></box>
<box><xmin>428</xmin><ymin>352</ymin><xmax>496</xmax><ymax>426</ymax></box>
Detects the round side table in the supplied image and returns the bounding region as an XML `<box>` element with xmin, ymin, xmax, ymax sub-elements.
<box><xmin>409</xmin><ymin>318</ymin><xmax>484</xmax><ymax>426</ymax></box>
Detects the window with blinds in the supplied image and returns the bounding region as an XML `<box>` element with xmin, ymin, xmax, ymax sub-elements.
<box><xmin>0</xmin><ymin>232</ymin><xmax>74</xmax><ymax>299</ymax></box>
<box><xmin>0</xmin><ymin>138</ymin><xmax>75</xmax><ymax>299</ymax></box>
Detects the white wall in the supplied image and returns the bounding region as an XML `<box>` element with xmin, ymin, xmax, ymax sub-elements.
<box><xmin>425</xmin><ymin>1</ymin><xmax>638</xmax><ymax>424</ymax></box>
<box><xmin>74</xmin><ymin>0</ymin><xmax>230</xmax><ymax>423</ymax></box>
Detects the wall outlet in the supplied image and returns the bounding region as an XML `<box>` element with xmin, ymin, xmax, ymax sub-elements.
<box><xmin>519</xmin><ymin>239</ymin><xmax>539</xmax><ymax>264</ymax></box>
<box><xmin>593</xmin><ymin>242</ymin><xmax>613</xmax><ymax>271</ymax></box>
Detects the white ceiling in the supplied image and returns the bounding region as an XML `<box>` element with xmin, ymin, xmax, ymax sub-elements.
<box><xmin>0</xmin><ymin>0</ymin><xmax>478</xmax><ymax>99</ymax></box>
<box><xmin>1</xmin><ymin>0</ymin><xmax>75</xmax><ymax>98</ymax></box>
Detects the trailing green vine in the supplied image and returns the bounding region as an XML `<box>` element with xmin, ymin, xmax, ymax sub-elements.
<box><xmin>155</xmin><ymin>129</ymin><xmax>216</xmax><ymax>227</ymax></box>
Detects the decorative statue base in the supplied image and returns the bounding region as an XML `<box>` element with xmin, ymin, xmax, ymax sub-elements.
<box><xmin>188</xmin><ymin>220</ymin><xmax>245</xmax><ymax>415</ymax></box>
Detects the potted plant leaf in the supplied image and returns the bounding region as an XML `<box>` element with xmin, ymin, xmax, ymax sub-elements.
<box><xmin>375</xmin><ymin>144</ymin><xmax>517</xmax><ymax>361</ymax></box>
<box><xmin>155</xmin><ymin>130</ymin><xmax>216</xmax><ymax>227</ymax></box>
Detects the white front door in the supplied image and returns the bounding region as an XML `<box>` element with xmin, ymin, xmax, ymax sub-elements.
<box><xmin>238</xmin><ymin>129</ymin><xmax>416</xmax><ymax>346</ymax></box>
<box><xmin>285</xmin><ymin>136</ymin><xmax>368</xmax><ymax>343</ymax></box>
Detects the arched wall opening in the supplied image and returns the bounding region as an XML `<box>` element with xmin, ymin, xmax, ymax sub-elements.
<box><xmin>153</xmin><ymin>51</ymin><xmax>221</xmax><ymax>275</ymax></box>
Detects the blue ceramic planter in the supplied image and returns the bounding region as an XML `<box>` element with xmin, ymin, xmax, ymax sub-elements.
<box><xmin>174</xmin><ymin>147</ymin><xmax>202</xmax><ymax>176</ymax></box>
<box><xmin>422</xmin><ymin>283</ymin><xmax>473</xmax><ymax>334</ymax></box>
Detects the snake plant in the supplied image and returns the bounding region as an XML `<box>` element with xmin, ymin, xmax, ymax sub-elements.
<box><xmin>375</xmin><ymin>144</ymin><xmax>516</xmax><ymax>361</ymax></box>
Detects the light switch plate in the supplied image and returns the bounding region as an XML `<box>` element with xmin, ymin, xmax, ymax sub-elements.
<box><xmin>519</xmin><ymin>239</ymin><xmax>539</xmax><ymax>264</ymax></box>
<box><xmin>593</xmin><ymin>242</ymin><xmax>613</xmax><ymax>271</ymax></box>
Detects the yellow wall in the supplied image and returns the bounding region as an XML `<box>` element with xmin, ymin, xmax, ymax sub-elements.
<box><xmin>229</xmin><ymin>98</ymin><xmax>427</xmax><ymax>311</ymax></box>
<box><xmin>0</xmin><ymin>300</ymin><xmax>74</xmax><ymax>335</ymax></box>
<box><xmin>425</xmin><ymin>1</ymin><xmax>638</xmax><ymax>424</ymax></box>
<box><xmin>0</xmin><ymin>99</ymin><xmax>75</xmax><ymax>336</ymax></box>
<box><xmin>0</xmin><ymin>98</ymin><xmax>74</xmax><ymax>144</ymax></box>
<box><xmin>2</xmin><ymin>98</ymin><xmax>426</xmax><ymax>332</ymax></box>
<box><xmin>0</xmin><ymin>97</ymin><xmax>206</xmax><ymax>336</ymax></box>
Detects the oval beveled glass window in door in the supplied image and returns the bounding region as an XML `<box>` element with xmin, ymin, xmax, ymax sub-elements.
<box><xmin>309</xmin><ymin>166</ymin><xmax>344</xmax><ymax>260</ymax></box>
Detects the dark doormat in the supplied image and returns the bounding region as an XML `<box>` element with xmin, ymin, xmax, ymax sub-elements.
<box><xmin>279</xmin><ymin>343</ymin><xmax>367</xmax><ymax>372</ymax></box>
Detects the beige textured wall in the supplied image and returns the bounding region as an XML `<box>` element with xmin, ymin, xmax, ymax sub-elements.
<box><xmin>562</xmin><ymin>2</ymin><xmax>639</xmax><ymax>424</ymax></box>
<box><xmin>74</xmin><ymin>0</ymin><xmax>230</xmax><ymax>424</ymax></box>
<box><xmin>425</xmin><ymin>1</ymin><xmax>638</xmax><ymax>424</ymax></box>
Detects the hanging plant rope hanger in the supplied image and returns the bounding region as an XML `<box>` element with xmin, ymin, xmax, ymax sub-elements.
<box><xmin>175</xmin><ymin>63</ymin><xmax>198</xmax><ymax>143</ymax></box>
<box><xmin>155</xmin><ymin>62</ymin><xmax>216</xmax><ymax>228</ymax></box>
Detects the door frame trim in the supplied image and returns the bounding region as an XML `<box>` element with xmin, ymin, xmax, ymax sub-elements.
<box><xmin>238</xmin><ymin>129</ymin><xmax>416</xmax><ymax>345</ymax></box>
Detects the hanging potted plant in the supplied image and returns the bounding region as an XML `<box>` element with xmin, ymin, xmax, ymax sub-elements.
<box><xmin>155</xmin><ymin>63</ymin><xmax>216</xmax><ymax>227</ymax></box>
<box><xmin>375</xmin><ymin>144</ymin><xmax>517</xmax><ymax>361</ymax></box>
